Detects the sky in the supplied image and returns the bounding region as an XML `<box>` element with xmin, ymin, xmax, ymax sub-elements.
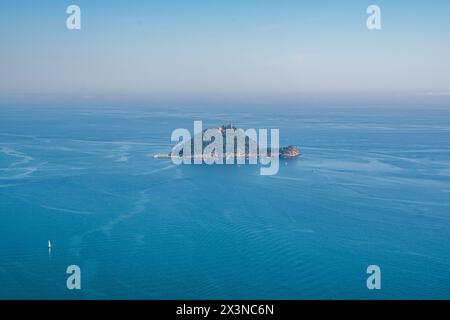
<box><xmin>0</xmin><ymin>0</ymin><xmax>450</xmax><ymax>107</ymax></box>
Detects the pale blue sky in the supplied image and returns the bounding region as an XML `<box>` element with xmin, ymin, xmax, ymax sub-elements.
<box><xmin>0</xmin><ymin>0</ymin><xmax>449</xmax><ymax>106</ymax></box>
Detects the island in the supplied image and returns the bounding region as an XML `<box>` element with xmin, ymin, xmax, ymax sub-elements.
<box><xmin>155</xmin><ymin>124</ymin><xmax>301</xmax><ymax>160</ymax></box>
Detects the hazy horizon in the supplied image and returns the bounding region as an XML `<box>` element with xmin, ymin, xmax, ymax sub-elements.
<box><xmin>1</xmin><ymin>0</ymin><xmax>450</xmax><ymax>107</ymax></box>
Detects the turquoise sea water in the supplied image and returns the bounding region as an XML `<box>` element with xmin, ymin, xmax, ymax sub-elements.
<box><xmin>0</xmin><ymin>106</ymin><xmax>449</xmax><ymax>299</ymax></box>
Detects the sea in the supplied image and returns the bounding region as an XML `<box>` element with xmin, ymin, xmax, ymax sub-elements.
<box><xmin>0</xmin><ymin>105</ymin><xmax>449</xmax><ymax>299</ymax></box>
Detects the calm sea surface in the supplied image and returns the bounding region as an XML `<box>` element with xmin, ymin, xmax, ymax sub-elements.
<box><xmin>1</xmin><ymin>106</ymin><xmax>449</xmax><ymax>299</ymax></box>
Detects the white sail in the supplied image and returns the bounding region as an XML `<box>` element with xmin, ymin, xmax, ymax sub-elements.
<box><xmin>48</xmin><ymin>240</ymin><xmax>52</xmax><ymax>248</ymax></box>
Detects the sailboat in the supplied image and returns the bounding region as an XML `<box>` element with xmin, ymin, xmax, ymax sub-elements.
<box><xmin>48</xmin><ymin>240</ymin><xmax>52</xmax><ymax>249</ymax></box>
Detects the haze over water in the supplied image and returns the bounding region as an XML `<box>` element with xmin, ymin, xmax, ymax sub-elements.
<box><xmin>1</xmin><ymin>105</ymin><xmax>449</xmax><ymax>299</ymax></box>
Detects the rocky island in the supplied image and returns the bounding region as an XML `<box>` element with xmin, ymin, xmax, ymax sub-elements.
<box><xmin>155</xmin><ymin>124</ymin><xmax>301</xmax><ymax>160</ymax></box>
